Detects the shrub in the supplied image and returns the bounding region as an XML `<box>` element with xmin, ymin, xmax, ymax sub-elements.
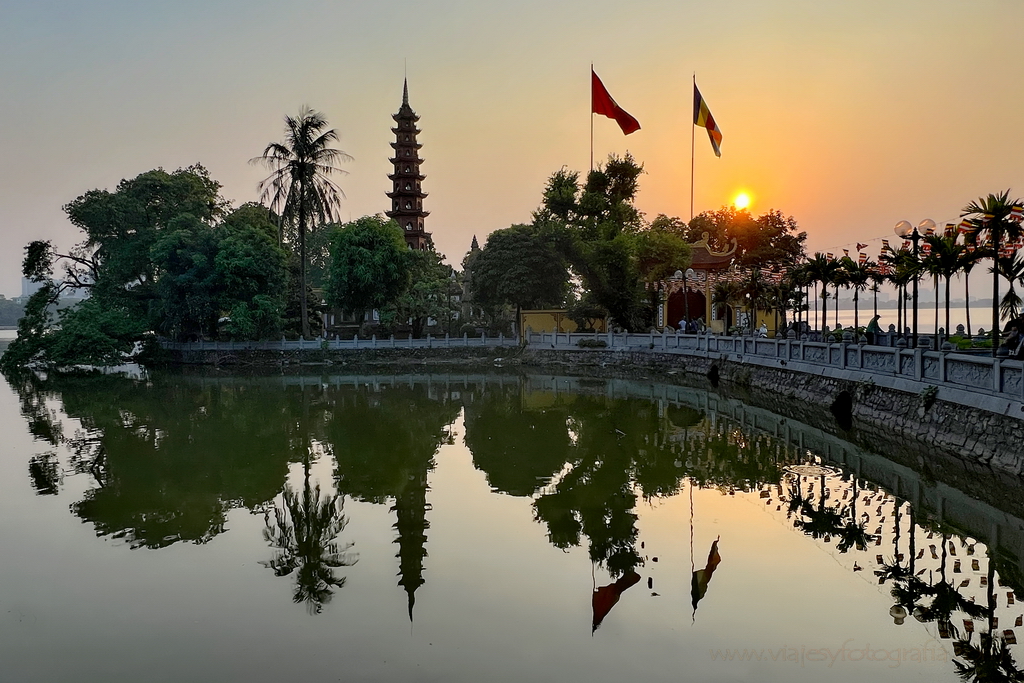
<box><xmin>577</xmin><ymin>338</ymin><xmax>608</xmax><ymax>348</ymax></box>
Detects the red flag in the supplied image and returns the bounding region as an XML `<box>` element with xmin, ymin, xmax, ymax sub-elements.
<box><xmin>592</xmin><ymin>70</ymin><xmax>641</xmax><ymax>135</ymax></box>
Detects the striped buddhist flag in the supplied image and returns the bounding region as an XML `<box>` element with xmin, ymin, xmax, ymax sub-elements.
<box><xmin>856</xmin><ymin>242</ymin><xmax>868</xmax><ymax>251</ymax></box>
<box><xmin>881</xmin><ymin>239</ymin><xmax>891</xmax><ymax>252</ymax></box>
<box><xmin>858</xmin><ymin>252</ymin><xmax>867</xmax><ymax>265</ymax></box>
<box><xmin>826</xmin><ymin>252</ymin><xmax>834</xmax><ymax>260</ymax></box>
<box><xmin>693</xmin><ymin>81</ymin><xmax>722</xmax><ymax>157</ymax></box>
<box><xmin>944</xmin><ymin>224</ymin><xmax>956</xmax><ymax>238</ymax></box>
<box><xmin>1011</xmin><ymin>205</ymin><xmax>1024</xmax><ymax>222</ymax></box>
<box><xmin>843</xmin><ymin>249</ymin><xmax>850</xmax><ymax>258</ymax></box>
<box><xmin>958</xmin><ymin>219</ymin><xmax>975</xmax><ymax>234</ymax></box>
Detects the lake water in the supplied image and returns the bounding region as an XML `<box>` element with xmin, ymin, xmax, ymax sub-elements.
<box><xmin>1</xmin><ymin>369</ymin><xmax>1020</xmax><ymax>682</ymax></box>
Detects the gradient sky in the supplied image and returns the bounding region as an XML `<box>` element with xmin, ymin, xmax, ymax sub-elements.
<box><xmin>2</xmin><ymin>0</ymin><xmax>1023</xmax><ymax>296</ymax></box>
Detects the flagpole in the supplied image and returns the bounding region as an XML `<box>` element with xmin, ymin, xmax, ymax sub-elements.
<box><xmin>690</xmin><ymin>73</ymin><xmax>695</xmax><ymax>220</ymax></box>
<box><xmin>590</xmin><ymin>63</ymin><xmax>594</xmax><ymax>173</ymax></box>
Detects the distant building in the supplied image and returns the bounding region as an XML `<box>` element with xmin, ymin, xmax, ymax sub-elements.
<box><xmin>386</xmin><ymin>80</ymin><xmax>431</xmax><ymax>250</ymax></box>
<box><xmin>21</xmin><ymin>277</ymin><xmax>44</xmax><ymax>299</ymax></box>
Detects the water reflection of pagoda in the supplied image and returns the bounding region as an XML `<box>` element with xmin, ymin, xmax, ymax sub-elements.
<box><xmin>392</xmin><ymin>463</ymin><xmax>431</xmax><ymax>620</ymax></box>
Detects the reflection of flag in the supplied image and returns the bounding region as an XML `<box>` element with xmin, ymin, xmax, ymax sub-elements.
<box><xmin>592</xmin><ymin>571</ymin><xmax>641</xmax><ymax>632</ymax></box>
<box><xmin>693</xmin><ymin>82</ymin><xmax>723</xmax><ymax>157</ymax></box>
<box><xmin>691</xmin><ymin>537</ymin><xmax>722</xmax><ymax>616</ymax></box>
<box><xmin>592</xmin><ymin>70</ymin><xmax>641</xmax><ymax>135</ymax></box>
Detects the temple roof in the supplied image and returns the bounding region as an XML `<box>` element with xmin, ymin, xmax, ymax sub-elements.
<box><xmin>688</xmin><ymin>232</ymin><xmax>737</xmax><ymax>270</ymax></box>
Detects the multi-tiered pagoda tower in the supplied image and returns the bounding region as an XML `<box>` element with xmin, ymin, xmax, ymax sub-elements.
<box><xmin>386</xmin><ymin>80</ymin><xmax>430</xmax><ymax>250</ymax></box>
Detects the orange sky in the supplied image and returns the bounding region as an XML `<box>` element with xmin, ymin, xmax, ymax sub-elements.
<box><xmin>2</xmin><ymin>0</ymin><xmax>1022</xmax><ymax>295</ymax></box>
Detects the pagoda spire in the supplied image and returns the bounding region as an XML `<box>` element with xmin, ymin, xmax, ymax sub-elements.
<box><xmin>403</xmin><ymin>78</ymin><xmax>409</xmax><ymax>107</ymax></box>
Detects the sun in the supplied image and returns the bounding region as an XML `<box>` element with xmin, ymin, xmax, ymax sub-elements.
<box><xmin>733</xmin><ymin>192</ymin><xmax>751</xmax><ymax>210</ymax></box>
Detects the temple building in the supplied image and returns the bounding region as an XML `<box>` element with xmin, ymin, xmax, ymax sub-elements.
<box><xmin>386</xmin><ymin>80</ymin><xmax>431</xmax><ymax>250</ymax></box>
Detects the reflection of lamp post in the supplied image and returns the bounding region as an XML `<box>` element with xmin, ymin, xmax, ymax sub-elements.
<box><xmin>894</xmin><ymin>219</ymin><xmax>934</xmax><ymax>347</ymax></box>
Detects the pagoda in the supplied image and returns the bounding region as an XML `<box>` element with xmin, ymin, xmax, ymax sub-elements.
<box><xmin>386</xmin><ymin>79</ymin><xmax>430</xmax><ymax>250</ymax></box>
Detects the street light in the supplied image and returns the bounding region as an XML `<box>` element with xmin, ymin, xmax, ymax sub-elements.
<box><xmin>671</xmin><ymin>268</ymin><xmax>698</xmax><ymax>332</ymax></box>
<box><xmin>894</xmin><ymin>219</ymin><xmax>935</xmax><ymax>347</ymax></box>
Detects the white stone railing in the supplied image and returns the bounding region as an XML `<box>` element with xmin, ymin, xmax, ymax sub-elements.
<box><xmin>160</xmin><ymin>333</ymin><xmax>517</xmax><ymax>352</ymax></box>
<box><xmin>525</xmin><ymin>330</ymin><xmax>1024</xmax><ymax>405</ymax></box>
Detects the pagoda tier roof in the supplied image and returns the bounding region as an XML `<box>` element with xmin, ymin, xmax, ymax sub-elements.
<box><xmin>388</xmin><ymin>173</ymin><xmax>426</xmax><ymax>181</ymax></box>
<box><xmin>391</xmin><ymin>126</ymin><xmax>421</xmax><ymax>135</ymax></box>
<box><xmin>390</xmin><ymin>141</ymin><xmax>423</xmax><ymax>150</ymax></box>
<box><xmin>688</xmin><ymin>232</ymin><xmax>737</xmax><ymax>270</ymax></box>
<box><xmin>389</xmin><ymin>156</ymin><xmax>424</xmax><ymax>165</ymax></box>
<box><xmin>386</xmin><ymin>209</ymin><xmax>431</xmax><ymax>218</ymax></box>
<box><xmin>386</xmin><ymin>191</ymin><xmax>428</xmax><ymax>200</ymax></box>
<box><xmin>392</xmin><ymin>111</ymin><xmax>420</xmax><ymax>122</ymax></box>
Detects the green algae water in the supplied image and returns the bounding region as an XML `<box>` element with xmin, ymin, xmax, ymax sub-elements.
<box><xmin>1</xmin><ymin>369</ymin><xmax>1021</xmax><ymax>682</ymax></box>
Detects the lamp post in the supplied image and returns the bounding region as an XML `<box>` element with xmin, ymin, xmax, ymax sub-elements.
<box><xmin>894</xmin><ymin>219</ymin><xmax>935</xmax><ymax>347</ymax></box>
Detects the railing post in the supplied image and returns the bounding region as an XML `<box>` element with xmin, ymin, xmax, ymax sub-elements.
<box><xmin>445</xmin><ymin>333</ymin><xmax>450</xmax><ymax>348</ymax></box>
<box><xmin>499</xmin><ymin>332</ymin><xmax>504</xmax><ymax>345</ymax></box>
<box><xmin>428</xmin><ymin>334</ymin><xmax>432</xmax><ymax>348</ymax></box>
<box><xmin>391</xmin><ymin>334</ymin><xmax>395</xmax><ymax>348</ymax></box>
<box><xmin>371</xmin><ymin>334</ymin><xmax>376</xmax><ymax>349</ymax></box>
<box><xmin>993</xmin><ymin>358</ymin><xmax>1002</xmax><ymax>393</ymax></box>
<box><xmin>914</xmin><ymin>348</ymin><xmax>923</xmax><ymax>382</ymax></box>
<box><xmin>464</xmin><ymin>332</ymin><xmax>469</xmax><ymax>347</ymax></box>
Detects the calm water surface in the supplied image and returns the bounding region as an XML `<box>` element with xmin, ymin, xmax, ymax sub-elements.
<box><xmin>1</xmin><ymin>368</ymin><xmax>1021</xmax><ymax>682</ymax></box>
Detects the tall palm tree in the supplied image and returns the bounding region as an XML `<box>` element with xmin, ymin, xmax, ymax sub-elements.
<box><xmin>960</xmin><ymin>247</ymin><xmax>982</xmax><ymax>337</ymax></box>
<box><xmin>961</xmin><ymin>191</ymin><xmax>1024</xmax><ymax>355</ymax></box>
<box><xmin>804</xmin><ymin>254</ymin><xmax>840</xmax><ymax>333</ymax></box>
<box><xmin>253</xmin><ymin>107</ymin><xmax>352</xmax><ymax>339</ymax></box>
<box><xmin>840</xmin><ymin>257</ymin><xmax>872</xmax><ymax>332</ymax></box>
<box><xmin>922</xmin><ymin>235</ymin><xmax>965</xmax><ymax>343</ymax></box>
<box><xmin>883</xmin><ymin>247</ymin><xmax>919</xmax><ymax>338</ymax></box>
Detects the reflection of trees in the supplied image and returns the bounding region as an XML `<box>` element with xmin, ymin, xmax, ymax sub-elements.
<box><xmin>9</xmin><ymin>372</ymin><xmax>303</xmax><ymax>548</ymax></box>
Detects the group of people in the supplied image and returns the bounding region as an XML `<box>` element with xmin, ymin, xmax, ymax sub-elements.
<box><xmin>676</xmin><ymin>318</ymin><xmax>705</xmax><ymax>334</ymax></box>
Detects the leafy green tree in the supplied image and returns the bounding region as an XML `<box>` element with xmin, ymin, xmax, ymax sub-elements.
<box><xmin>253</xmin><ymin>107</ymin><xmax>351</xmax><ymax>339</ymax></box>
<box><xmin>3</xmin><ymin>166</ymin><xmax>229</xmax><ymax>368</ymax></box>
<box><xmin>215</xmin><ymin>221</ymin><xmax>289</xmax><ymax>340</ymax></box>
<box><xmin>537</xmin><ymin>155</ymin><xmax>650</xmax><ymax>330</ymax></box>
<box><xmin>634</xmin><ymin>224</ymin><xmax>691</xmax><ymax>283</ymax></box>
<box><xmin>325</xmin><ymin>215</ymin><xmax>410</xmax><ymax>327</ymax></box>
<box><xmin>386</xmin><ymin>247</ymin><xmax>457</xmax><ymax>338</ymax></box>
<box><xmin>471</xmin><ymin>223</ymin><xmax>569</xmax><ymax>323</ymax></box>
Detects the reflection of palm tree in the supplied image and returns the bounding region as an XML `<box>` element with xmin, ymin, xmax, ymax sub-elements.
<box><xmin>953</xmin><ymin>631</ymin><xmax>1024</xmax><ymax>682</ymax></box>
<box><xmin>263</xmin><ymin>466</ymin><xmax>356</xmax><ymax>614</ymax></box>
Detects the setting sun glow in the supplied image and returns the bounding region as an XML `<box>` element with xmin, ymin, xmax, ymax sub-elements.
<box><xmin>733</xmin><ymin>192</ymin><xmax>751</xmax><ymax>210</ymax></box>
